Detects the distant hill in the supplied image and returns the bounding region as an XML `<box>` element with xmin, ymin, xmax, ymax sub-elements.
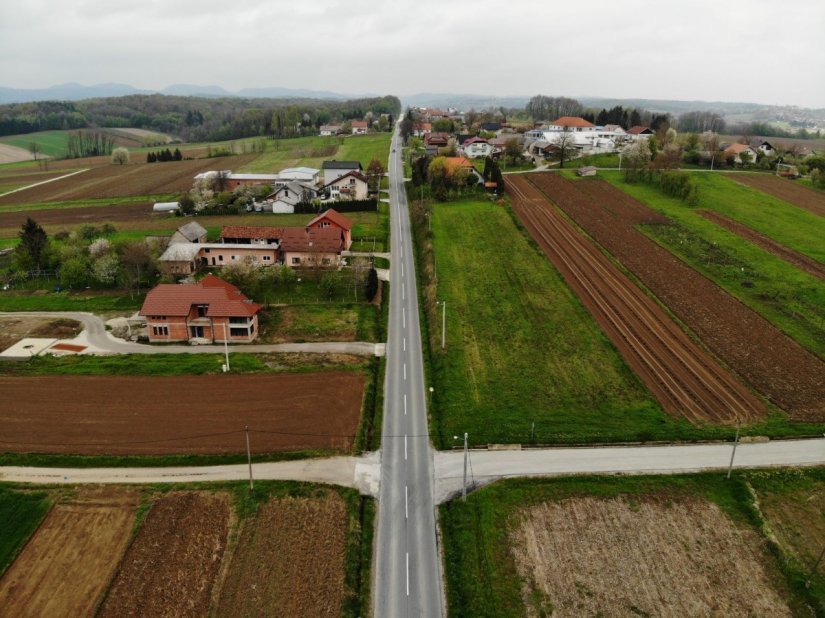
<box><xmin>0</xmin><ymin>83</ymin><xmax>363</xmax><ymax>104</ymax></box>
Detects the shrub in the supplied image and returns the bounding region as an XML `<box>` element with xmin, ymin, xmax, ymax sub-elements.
<box><xmin>659</xmin><ymin>171</ymin><xmax>699</xmax><ymax>206</ymax></box>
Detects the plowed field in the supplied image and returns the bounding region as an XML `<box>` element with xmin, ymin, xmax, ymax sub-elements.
<box><xmin>0</xmin><ymin>202</ymin><xmax>153</xmax><ymax>232</ymax></box>
<box><xmin>510</xmin><ymin>495</ymin><xmax>791</xmax><ymax>617</ymax></box>
<box><xmin>0</xmin><ymin>372</ymin><xmax>364</xmax><ymax>454</ymax></box>
<box><xmin>99</xmin><ymin>492</ymin><xmax>230</xmax><ymax>617</ymax></box>
<box><xmin>735</xmin><ymin>174</ymin><xmax>825</xmax><ymax>217</ymax></box>
<box><xmin>0</xmin><ymin>488</ymin><xmax>138</xmax><ymax>617</ymax></box>
<box><xmin>699</xmin><ymin>210</ymin><xmax>825</xmax><ymax>281</ymax></box>
<box><xmin>217</xmin><ymin>493</ymin><xmax>348</xmax><ymax>616</ymax></box>
<box><xmin>506</xmin><ymin>176</ymin><xmax>763</xmax><ymax>424</ymax></box>
<box><xmin>526</xmin><ymin>174</ymin><xmax>825</xmax><ymax>420</ymax></box>
<box><xmin>0</xmin><ymin>155</ymin><xmax>256</xmax><ymax>206</ymax></box>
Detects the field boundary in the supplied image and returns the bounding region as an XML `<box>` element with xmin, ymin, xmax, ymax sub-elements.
<box><xmin>0</xmin><ymin>168</ymin><xmax>89</xmax><ymax>198</ymax></box>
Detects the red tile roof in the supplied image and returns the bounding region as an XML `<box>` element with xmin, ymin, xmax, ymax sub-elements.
<box><xmin>352</xmin><ymin>121</ymin><xmax>369</xmax><ymax>128</ymax></box>
<box><xmin>219</xmin><ymin>226</ymin><xmax>282</xmax><ymax>241</ymax></box>
<box><xmin>551</xmin><ymin>116</ymin><xmax>595</xmax><ymax>128</ymax></box>
<box><xmin>627</xmin><ymin>126</ymin><xmax>652</xmax><ymax>135</ymax></box>
<box><xmin>307</xmin><ymin>208</ymin><xmax>353</xmax><ymax>231</ymax></box>
<box><xmin>279</xmin><ymin>227</ymin><xmax>344</xmax><ymax>253</ymax></box>
<box><xmin>443</xmin><ymin>157</ymin><xmax>475</xmax><ymax>174</ymax></box>
<box><xmin>139</xmin><ymin>274</ymin><xmax>261</xmax><ymax>318</ymax></box>
<box><xmin>724</xmin><ymin>143</ymin><xmax>752</xmax><ymax>154</ymax></box>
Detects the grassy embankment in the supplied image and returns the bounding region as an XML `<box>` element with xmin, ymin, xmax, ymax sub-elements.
<box><xmin>601</xmin><ymin>170</ymin><xmax>825</xmax><ymax>358</ymax></box>
<box><xmin>441</xmin><ymin>471</ymin><xmax>825</xmax><ymax>617</ymax></box>
<box><xmin>0</xmin><ymin>486</ymin><xmax>52</xmax><ymax>575</ymax></box>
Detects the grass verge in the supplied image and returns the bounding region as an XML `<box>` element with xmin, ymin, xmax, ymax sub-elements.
<box><xmin>0</xmin><ymin>486</ymin><xmax>52</xmax><ymax>575</ymax></box>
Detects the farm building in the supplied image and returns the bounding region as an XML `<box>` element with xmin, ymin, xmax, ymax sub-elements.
<box><xmin>322</xmin><ymin>160</ymin><xmax>363</xmax><ymax>185</ymax></box>
<box><xmin>140</xmin><ymin>274</ymin><xmax>261</xmax><ymax>343</ymax></box>
<box><xmin>169</xmin><ymin>221</ymin><xmax>208</xmax><ymax>245</ymax></box>
<box><xmin>153</xmin><ymin>202</ymin><xmax>180</xmax><ymax>213</ymax></box>
<box><xmin>577</xmin><ymin>166</ymin><xmax>598</xmax><ymax>177</ymax></box>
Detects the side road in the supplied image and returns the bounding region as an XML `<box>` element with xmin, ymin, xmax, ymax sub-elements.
<box><xmin>0</xmin><ymin>311</ymin><xmax>385</xmax><ymax>357</ymax></box>
<box><xmin>3</xmin><ymin>438</ymin><xmax>823</xmax><ymax>504</ymax></box>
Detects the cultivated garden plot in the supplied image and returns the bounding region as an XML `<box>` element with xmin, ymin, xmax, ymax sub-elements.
<box><xmin>0</xmin><ymin>487</ymin><xmax>139</xmax><ymax>617</ymax></box>
<box><xmin>528</xmin><ymin>173</ymin><xmax>825</xmax><ymax>421</ymax></box>
<box><xmin>440</xmin><ymin>474</ymin><xmax>820</xmax><ymax>617</ymax></box>
<box><xmin>217</xmin><ymin>492</ymin><xmax>349</xmax><ymax>616</ymax></box>
<box><xmin>699</xmin><ymin>210</ymin><xmax>825</xmax><ymax>281</ymax></box>
<box><xmin>510</xmin><ymin>496</ymin><xmax>790</xmax><ymax>617</ymax></box>
<box><xmin>735</xmin><ymin>174</ymin><xmax>825</xmax><ymax>218</ymax></box>
<box><xmin>507</xmin><ymin>175</ymin><xmax>763</xmax><ymax>425</ymax></box>
<box><xmin>0</xmin><ymin>372</ymin><xmax>365</xmax><ymax>455</ymax></box>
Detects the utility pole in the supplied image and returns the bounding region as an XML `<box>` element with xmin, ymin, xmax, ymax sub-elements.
<box><xmin>223</xmin><ymin>322</ymin><xmax>230</xmax><ymax>371</ymax></box>
<box><xmin>245</xmin><ymin>425</ymin><xmax>254</xmax><ymax>492</ymax></box>
<box><xmin>439</xmin><ymin>300</ymin><xmax>446</xmax><ymax>350</ymax></box>
<box><xmin>726</xmin><ymin>418</ymin><xmax>741</xmax><ymax>480</ymax></box>
<box><xmin>462</xmin><ymin>432</ymin><xmax>469</xmax><ymax>501</ymax></box>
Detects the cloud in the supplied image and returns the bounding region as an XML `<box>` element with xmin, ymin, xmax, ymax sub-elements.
<box><xmin>0</xmin><ymin>0</ymin><xmax>823</xmax><ymax>107</ymax></box>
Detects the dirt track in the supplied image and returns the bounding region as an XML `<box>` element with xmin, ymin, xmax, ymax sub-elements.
<box><xmin>699</xmin><ymin>210</ymin><xmax>825</xmax><ymax>281</ymax></box>
<box><xmin>0</xmin><ymin>488</ymin><xmax>138</xmax><ymax>617</ymax></box>
<box><xmin>526</xmin><ymin>174</ymin><xmax>825</xmax><ymax>421</ymax></box>
<box><xmin>506</xmin><ymin>176</ymin><xmax>763</xmax><ymax>424</ymax></box>
<box><xmin>734</xmin><ymin>174</ymin><xmax>825</xmax><ymax>217</ymax></box>
<box><xmin>0</xmin><ymin>372</ymin><xmax>364</xmax><ymax>454</ymax></box>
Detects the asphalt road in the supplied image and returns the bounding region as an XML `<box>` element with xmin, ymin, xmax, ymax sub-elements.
<box><xmin>373</xmin><ymin>129</ymin><xmax>444</xmax><ymax>616</ymax></box>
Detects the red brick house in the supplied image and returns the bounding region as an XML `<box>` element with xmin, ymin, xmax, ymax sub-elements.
<box><xmin>306</xmin><ymin>208</ymin><xmax>353</xmax><ymax>249</ymax></box>
<box><xmin>140</xmin><ymin>274</ymin><xmax>261</xmax><ymax>343</ymax></box>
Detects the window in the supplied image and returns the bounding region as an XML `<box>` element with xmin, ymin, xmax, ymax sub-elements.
<box><xmin>197</xmin><ymin>305</ymin><xmax>208</xmax><ymax>317</ymax></box>
<box><xmin>263</xmin><ymin>255</ymin><xmax>271</xmax><ymax>262</ymax></box>
<box><xmin>218</xmin><ymin>255</ymin><xmax>223</xmax><ymax>261</ymax></box>
<box><xmin>229</xmin><ymin>316</ymin><xmax>248</xmax><ymax>324</ymax></box>
<box><xmin>231</xmin><ymin>255</ymin><xmax>236</xmax><ymax>260</ymax></box>
<box><xmin>292</xmin><ymin>257</ymin><xmax>301</xmax><ymax>265</ymax></box>
<box><xmin>204</xmin><ymin>248</ymin><xmax>210</xmax><ymax>253</ymax></box>
<box><xmin>152</xmin><ymin>325</ymin><xmax>169</xmax><ymax>336</ymax></box>
<box><xmin>230</xmin><ymin>327</ymin><xmax>247</xmax><ymax>337</ymax></box>
<box><xmin>152</xmin><ymin>315</ymin><xmax>166</xmax><ymax>320</ymax></box>
<box><xmin>322</xmin><ymin>258</ymin><xmax>331</xmax><ymax>265</ymax></box>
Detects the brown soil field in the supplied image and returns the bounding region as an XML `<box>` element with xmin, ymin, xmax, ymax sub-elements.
<box><xmin>0</xmin><ymin>170</ymin><xmax>74</xmax><ymax>187</ymax></box>
<box><xmin>527</xmin><ymin>174</ymin><xmax>825</xmax><ymax>420</ymax></box>
<box><xmin>217</xmin><ymin>492</ymin><xmax>348</xmax><ymax>616</ymax></box>
<box><xmin>506</xmin><ymin>175</ymin><xmax>764</xmax><ymax>424</ymax></box>
<box><xmin>0</xmin><ymin>201</ymin><xmax>154</xmax><ymax>234</ymax></box>
<box><xmin>0</xmin><ymin>143</ymin><xmax>34</xmax><ymax>165</ymax></box>
<box><xmin>0</xmin><ymin>372</ymin><xmax>364</xmax><ymax>454</ymax></box>
<box><xmin>735</xmin><ymin>174</ymin><xmax>825</xmax><ymax>218</ymax></box>
<box><xmin>99</xmin><ymin>492</ymin><xmax>230</xmax><ymax>617</ymax></box>
<box><xmin>0</xmin><ymin>487</ymin><xmax>139</xmax><ymax>617</ymax></box>
<box><xmin>0</xmin><ymin>154</ymin><xmax>257</xmax><ymax>207</ymax></box>
<box><xmin>700</xmin><ymin>210</ymin><xmax>825</xmax><ymax>281</ymax></box>
<box><xmin>0</xmin><ymin>316</ymin><xmax>81</xmax><ymax>350</ymax></box>
<box><xmin>510</xmin><ymin>495</ymin><xmax>792</xmax><ymax>617</ymax></box>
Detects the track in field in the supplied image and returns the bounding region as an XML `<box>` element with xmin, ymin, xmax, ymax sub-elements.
<box><xmin>506</xmin><ymin>175</ymin><xmax>764</xmax><ymax>424</ymax></box>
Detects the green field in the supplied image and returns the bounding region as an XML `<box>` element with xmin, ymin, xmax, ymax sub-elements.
<box><xmin>0</xmin><ymin>290</ymin><xmax>144</xmax><ymax>312</ymax></box>
<box><xmin>259</xmin><ymin>303</ymin><xmax>378</xmax><ymax>343</ymax></box>
<box><xmin>440</xmin><ymin>472</ymin><xmax>822</xmax><ymax>617</ymax></box>
<box><xmin>426</xmin><ymin>199</ymin><xmax>680</xmax><ymax>446</ymax></box>
<box><xmin>239</xmin><ymin>134</ymin><xmax>391</xmax><ymax>173</ymax></box>
<box><xmin>0</xmin><ymin>486</ymin><xmax>52</xmax><ymax>574</ymax></box>
<box><xmin>600</xmin><ymin>171</ymin><xmax>825</xmax><ymax>357</ymax></box>
<box><xmin>0</xmin><ymin>131</ymin><xmax>72</xmax><ymax>158</ymax></box>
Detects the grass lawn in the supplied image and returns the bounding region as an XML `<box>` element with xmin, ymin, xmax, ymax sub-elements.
<box><xmin>258</xmin><ymin>303</ymin><xmax>379</xmax><ymax>343</ymax></box>
<box><xmin>569</xmin><ymin>152</ymin><xmax>620</xmax><ymax>167</ymax></box>
<box><xmin>238</xmin><ymin>133</ymin><xmax>391</xmax><ymax>174</ymax></box>
<box><xmin>0</xmin><ymin>486</ymin><xmax>52</xmax><ymax>575</ymax></box>
<box><xmin>0</xmin><ymin>289</ymin><xmax>144</xmax><ymax>312</ymax></box>
<box><xmin>600</xmin><ymin>172</ymin><xmax>825</xmax><ymax>358</ymax></box>
<box><xmin>440</xmin><ymin>473</ymin><xmax>820</xmax><ymax>617</ymax></box>
<box><xmin>0</xmin><ymin>131</ymin><xmax>72</xmax><ymax>159</ymax></box>
<box><xmin>426</xmin><ymin>199</ymin><xmax>680</xmax><ymax>446</ymax></box>
<box><xmin>0</xmin><ymin>195</ymin><xmax>163</xmax><ymax>214</ymax></box>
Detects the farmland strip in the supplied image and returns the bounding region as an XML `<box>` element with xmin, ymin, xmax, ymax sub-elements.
<box><xmin>699</xmin><ymin>210</ymin><xmax>825</xmax><ymax>281</ymax></box>
<box><xmin>734</xmin><ymin>174</ymin><xmax>825</xmax><ymax>218</ymax></box>
<box><xmin>506</xmin><ymin>175</ymin><xmax>764</xmax><ymax>423</ymax></box>
<box><xmin>529</xmin><ymin>174</ymin><xmax>825</xmax><ymax>421</ymax></box>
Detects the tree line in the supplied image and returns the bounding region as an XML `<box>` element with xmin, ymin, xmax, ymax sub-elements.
<box><xmin>0</xmin><ymin>94</ymin><xmax>401</xmax><ymax>142</ymax></box>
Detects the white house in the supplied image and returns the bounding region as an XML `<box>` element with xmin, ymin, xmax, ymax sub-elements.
<box><xmin>266</xmin><ymin>182</ymin><xmax>317</xmax><ymax>207</ymax></box>
<box><xmin>461</xmin><ymin>137</ymin><xmax>494</xmax><ymax>159</ymax></box>
<box><xmin>320</xmin><ymin>125</ymin><xmax>342</xmax><ymax>136</ymax></box>
<box><xmin>724</xmin><ymin>143</ymin><xmax>758</xmax><ymax>164</ymax></box>
<box><xmin>351</xmin><ymin>121</ymin><xmax>369</xmax><ymax>135</ymax></box>
<box><xmin>525</xmin><ymin>117</ymin><xmax>616</xmax><ymax>153</ymax></box>
<box><xmin>322</xmin><ymin>160</ymin><xmax>363</xmax><ymax>185</ymax></box>
<box><xmin>324</xmin><ymin>171</ymin><xmax>369</xmax><ymax>201</ymax></box>
<box><xmin>626</xmin><ymin>126</ymin><xmax>654</xmax><ymax>140</ymax></box>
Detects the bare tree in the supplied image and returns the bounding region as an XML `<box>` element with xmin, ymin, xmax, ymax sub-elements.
<box><xmin>554</xmin><ymin>129</ymin><xmax>577</xmax><ymax>168</ymax></box>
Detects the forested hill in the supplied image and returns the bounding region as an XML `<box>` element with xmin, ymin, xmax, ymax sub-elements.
<box><xmin>0</xmin><ymin>94</ymin><xmax>401</xmax><ymax>141</ymax></box>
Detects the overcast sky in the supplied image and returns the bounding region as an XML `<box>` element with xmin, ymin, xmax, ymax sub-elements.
<box><xmin>2</xmin><ymin>0</ymin><xmax>823</xmax><ymax>108</ymax></box>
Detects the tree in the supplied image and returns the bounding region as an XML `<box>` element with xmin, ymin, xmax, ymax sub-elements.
<box><xmin>29</xmin><ymin>142</ymin><xmax>39</xmax><ymax>161</ymax></box>
<box><xmin>111</xmin><ymin>147</ymin><xmax>129</xmax><ymax>165</ymax></box>
<box><xmin>119</xmin><ymin>241</ymin><xmax>155</xmax><ymax>297</ymax></box>
<box><xmin>621</xmin><ymin>139</ymin><xmax>652</xmax><ymax>182</ymax></box>
<box><xmin>367</xmin><ymin>158</ymin><xmax>385</xmax><ymax>192</ymax></box>
<box><xmin>555</xmin><ymin>128</ymin><xmax>577</xmax><ymax>168</ymax></box>
<box><xmin>365</xmin><ymin>267</ymin><xmax>379</xmax><ymax>301</ymax></box>
<box><xmin>504</xmin><ymin>138</ymin><xmax>522</xmax><ymax>167</ymax></box>
<box><xmin>93</xmin><ymin>253</ymin><xmax>120</xmax><ymax>286</ymax></box>
<box><xmin>15</xmin><ymin>218</ymin><xmax>50</xmax><ymax>272</ymax></box>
